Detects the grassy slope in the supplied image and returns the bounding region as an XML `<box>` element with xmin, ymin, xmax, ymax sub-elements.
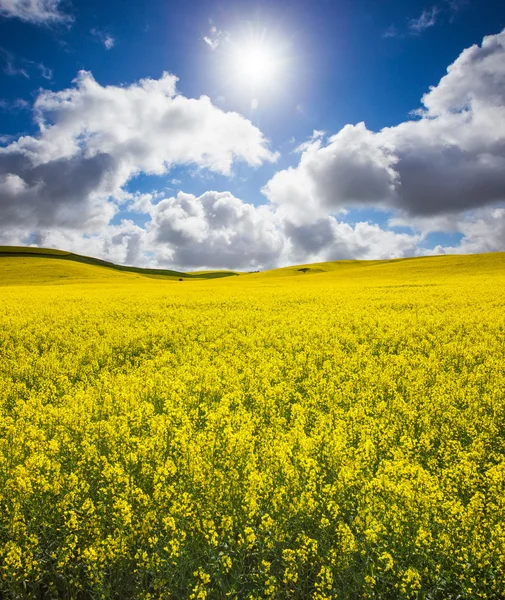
<box><xmin>1</xmin><ymin>245</ymin><xmax>504</xmax><ymax>287</ymax></box>
<box><xmin>253</xmin><ymin>252</ymin><xmax>504</xmax><ymax>278</ymax></box>
<box><xmin>0</xmin><ymin>246</ymin><xmax>239</xmax><ymax>285</ymax></box>
<box><xmin>245</xmin><ymin>252</ymin><xmax>505</xmax><ymax>288</ymax></box>
<box><xmin>0</xmin><ymin>256</ymin><xmax>141</xmax><ymax>286</ymax></box>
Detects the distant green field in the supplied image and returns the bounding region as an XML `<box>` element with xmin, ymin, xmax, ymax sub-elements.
<box><xmin>2</xmin><ymin>245</ymin><xmax>505</xmax><ymax>287</ymax></box>
<box><xmin>0</xmin><ymin>246</ymin><xmax>239</xmax><ymax>284</ymax></box>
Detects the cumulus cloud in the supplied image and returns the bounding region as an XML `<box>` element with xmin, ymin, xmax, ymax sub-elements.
<box><xmin>0</xmin><ymin>70</ymin><xmax>277</xmax><ymax>231</ymax></box>
<box><xmin>284</xmin><ymin>218</ymin><xmax>421</xmax><ymax>264</ymax></box>
<box><xmin>265</xmin><ymin>29</ymin><xmax>505</xmax><ymax>221</ymax></box>
<box><xmin>145</xmin><ymin>191</ymin><xmax>286</xmax><ymax>270</ymax></box>
<box><xmin>28</xmin><ymin>71</ymin><xmax>277</xmax><ymax>172</ymax></box>
<box><xmin>0</xmin><ymin>153</ymin><xmax>117</xmax><ymax>230</ymax></box>
<box><xmin>0</xmin><ymin>219</ymin><xmax>148</xmax><ymax>267</ymax></box>
<box><xmin>395</xmin><ymin>207</ymin><xmax>505</xmax><ymax>256</ymax></box>
<box><xmin>1</xmin><ymin>31</ymin><xmax>504</xmax><ymax>270</ymax></box>
<box><xmin>148</xmin><ymin>197</ymin><xmax>421</xmax><ymax>269</ymax></box>
<box><xmin>0</xmin><ymin>185</ymin><xmax>422</xmax><ymax>270</ymax></box>
<box><xmin>0</xmin><ymin>0</ymin><xmax>71</xmax><ymax>24</ymax></box>
<box><xmin>438</xmin><ymin>208</ymin><xmax>505</xmax><ymax>254</ymax></box>
<box><xmin>264</xmin><ymin>123</ymin><xmax>398</xmax><ymax>225</ymax></box>
<box><xmin>420</xmin><ymin>30</ymin><xmax>505</xmax><ymax>114</ymax></box>
<box><xmin>125</xmin><ymin>191</ymin><xmax>421</xmax><ymax>270</ymax></box>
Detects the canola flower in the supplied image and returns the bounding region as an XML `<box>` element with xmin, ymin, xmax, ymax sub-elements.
<box><xmin>0</xmin><ymin>252</ymin><xmax>505</xmax><ymax>599</ymax></box>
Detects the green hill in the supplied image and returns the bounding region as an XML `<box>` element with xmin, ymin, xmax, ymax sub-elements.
<box><xmin>0</xmin><ymin>246</ymin><xmax>239</xmax><ymax>285</ymax></box>
<box><xmin>2</xmin><ymin>245</ymin><xmax>505</xmax><ymax>288</ymax></box>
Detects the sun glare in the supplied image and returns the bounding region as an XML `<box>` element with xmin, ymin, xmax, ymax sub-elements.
<box><xmin>217</xmin><ymin>25</ymin><xmax>291</xmax><ymax>96</ymax></box>
<box><xmin>232</xmin><ymin>43</ymin><xmax>277</xmax><ymax>86</ymax></box>
<box><xmin>212</xmin><ymin>24</ymin><xmax>293</xmax><ymax>101</ymax></box>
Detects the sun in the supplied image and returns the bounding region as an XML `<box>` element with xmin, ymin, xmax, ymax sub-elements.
<box><xmin>232</xmin><ymin>42</ymin><xmax>277</xmax><ymax>87</ymax></box>
<box><xmin>212</xmin><ymin>24</ymin><xmax>293</xmax><ymax>101</ymax></box>
<box><xmin>221</xmin><ymin>26</ymin><xmax>290</xmax><ymax>94</ymax></box>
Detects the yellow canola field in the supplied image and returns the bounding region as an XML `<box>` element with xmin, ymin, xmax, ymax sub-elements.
<box><xmin>1</xmin><ymin>252</ymin><xmax>505</xmax><ymax>599</ymax></box>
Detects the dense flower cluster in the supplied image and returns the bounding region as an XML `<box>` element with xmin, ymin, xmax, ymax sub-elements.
<box><xmin>1</xmin><ymin>253</ymin><xmax>504</xmax><ymax>599</ymax></box>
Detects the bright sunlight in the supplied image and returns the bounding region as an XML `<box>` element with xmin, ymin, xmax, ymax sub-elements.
<box><xmin>231</xmin><ymin>41</ymin><xmax>277</xmax><ymax>86</ymax></box>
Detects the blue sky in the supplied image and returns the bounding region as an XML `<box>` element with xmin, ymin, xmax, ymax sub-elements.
<box><xmin>1</xmin><ymin>0</ymin><xmax>505</xmax><ymax>269</ymax></box>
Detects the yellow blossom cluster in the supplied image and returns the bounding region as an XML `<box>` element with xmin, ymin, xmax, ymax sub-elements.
<box><xmin>0</xmin><ymin>252</ymin><xmax>504</xmax><ymax>599</ymax></box>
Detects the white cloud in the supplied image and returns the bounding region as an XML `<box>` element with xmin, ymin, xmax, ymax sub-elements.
<box><xmin>203</xmin><ymin>23</ymin><xmax>224</xmax><ymax>50</ymax></box>
<box><xmin>409</xmin><ymin>6</ymin><xmax>440</xmax><ymax>33</ymax></box>
<box><xmin>283</xmin><ymin>217</ymin><xmax>421</xmax><ymax>264</ymax></box>
<box><xmin>1</xmin><ymin>47</ymin><xmax>53</xmax><ymax>80</ymax></box>
<box><xmin>1</xmin><ymin>31</ymin><xmax>505</xmax><ymax>270</ymax></box>
<box><xmin>0</xmin><ymin>97</ymin><xmax>29</xmax><ymax>112</ymax></box>
<box><xmin>264</xmin><ymin>122</ymin><xmax>398</xmax><ymax>225</ymax></box>
<box><xmin>91</xmin><ymin>29</ymin><xmax>115</xmax><ymax>50</ymax></box>
<box><xmin>146</xmin><ymin>204</ymin><xmax>421</xmax><ymax>269</ymax></box>
<box><xmin>440</xmin><ymin>208</ymin><xmax>505</xmax><ymax>254</ymax></box>
<box><xmin>0</xmin><ymin>184</ymin><xmax>422</xmax><ymax>271</ymax></box>
<box><xmin>264</xmin><ymin>29</ymin><xmax>505</xmax><ymax>221</ymax></box>
<box><xmin>420</xmin><ymin>30</ymin><xmax>505</xmax><ymax>115</ymax></box>
<box><xmin>0</xmin><ymin>0</ymin><xmax>71</xmax><ymax>24</ymax></box>
<box><xmin>26</xmin><ymin>70</ymin><xmax>277</xmax><ymax>172</ymax></box>
<box><xmin>395</xmin><ymin>207</ymin><xmax>505</xmax><ymax>256</ymax></box>
<box><xmin>383</xmin><ymin>25</ymin><xmax>400</xmax><ymax>39</ymax></box>
<box><xmin>447</xmin><ymin>0</ymin><xmax>469</xmax><ymax>18</ymax></box>
<box><xmin>145</xmin><ymin>191</ymin><xmax>286</xmax><ymax>270</ymax></box>
<box><xmin>0</xmin><ymin>70</ymin><xmax>277</xmax><ymax>231</ymax></box>
<box><xmin>37</xmin><ymin>62</ymin><xmax>53</xmax><ymax>79</ymax></box>
<box><xmin>0</xmin><ymin>219</ymin><xmax>149</xmax><ymax>267</ymax></box>
<box><xmin>16</xmin><ymin>208</ymin><xmax>420</xmax><ymax>271</ymax></box>
<box><xmin>385</xmin><ymin>2</ymin><xmax>468</xmax><ymax>39</ymax></box>
<box><xmin>1</xmin><ymin>47</ymin><xmax>29</xmax><ymax>78</ymax></box>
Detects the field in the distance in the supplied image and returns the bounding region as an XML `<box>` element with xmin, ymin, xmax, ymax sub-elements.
<box><xmin>1</xmin><ymin>249</ymin><xmax>504</xmax><ymax>599</ymax></box>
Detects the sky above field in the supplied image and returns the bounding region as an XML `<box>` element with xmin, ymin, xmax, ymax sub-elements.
<box><xmin>0</xmin><ymin>0</ymin><xmax>505</xmax><ymax>270</ymax></box>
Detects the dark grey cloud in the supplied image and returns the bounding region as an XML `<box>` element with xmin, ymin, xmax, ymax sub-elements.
<box><xmin>389</xmin><ymin>142</ymin><xmax>505</xmax><ymax>216</ymax></box>
<box><xmin>265</xmin><ymin>29</ymin><xmax>505</xmax><ymax>220</ymax></box>
<box><xmin>0</xmin><ymin>151</ymin><xmax>117</xmax><ymax>228</ymax></box>
<box><xmin>284</xmin><ymin>218</ymin><xmax>339</xmax><ymax>256</ymax></box>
